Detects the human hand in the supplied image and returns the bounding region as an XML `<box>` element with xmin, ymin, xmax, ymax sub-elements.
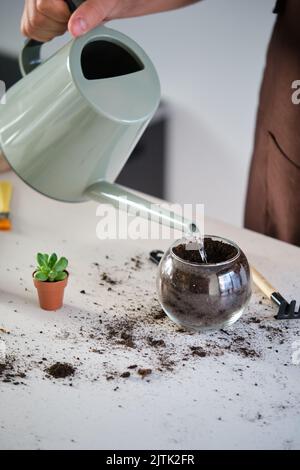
<box><xmin>21</xmin><ymin>0</ymin><xmax>197</xmax><ymax>41</ymax></box>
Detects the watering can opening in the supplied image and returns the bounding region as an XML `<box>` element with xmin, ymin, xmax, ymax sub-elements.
<box><xmin>81</xmin><ymin>40</ymin><xmax>144</xmax><ymax>80</ymax></box>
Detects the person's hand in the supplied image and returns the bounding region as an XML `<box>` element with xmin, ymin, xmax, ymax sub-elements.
<box><xmin>21</xmin><ymin>0</ymin><xmax>198</xmax><ymax>42</ymax></box>
<box><xmin>21</xmin><ymin>0</ymin><xmax>120</xmax><ymax>41</ymax></box>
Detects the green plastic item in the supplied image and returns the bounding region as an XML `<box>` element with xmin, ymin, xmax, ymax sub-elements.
<box><xmin>0</xmin><ymin>23</ymin><xmax>197</xmax><ymax>234</ymax></box>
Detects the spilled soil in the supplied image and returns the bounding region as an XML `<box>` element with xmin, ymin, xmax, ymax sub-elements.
<box><xmin>0</xmin><ymin>251</ymin><xmax>297</xmax><ymax>389</ymax></box>
<box><xmin>46</xmin><ymin>362</ymin><xmax>75</xmax><ymax>379</ymax></box>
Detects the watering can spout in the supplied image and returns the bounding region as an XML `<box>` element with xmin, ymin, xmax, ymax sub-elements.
<box><xmin>85</xmin><ymin>181</ymin><xmax>199</xmax><ymax>235</ymax></box>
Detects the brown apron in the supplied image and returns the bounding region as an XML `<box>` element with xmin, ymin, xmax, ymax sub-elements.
<box><xmin>244</xmin><ymin>0</ymin><xmax>300</xmax><ymax>246</ymax></box>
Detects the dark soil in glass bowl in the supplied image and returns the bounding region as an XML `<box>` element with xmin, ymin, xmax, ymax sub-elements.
<box><xmin>157</xmin><ymin>236</ymin><xmax>252</xmax><ymax>331</ymax></box>
<box><xmin>173</xmin><ymin>238</ymin><xmax>238</xmax><ymax>264</ymax></box>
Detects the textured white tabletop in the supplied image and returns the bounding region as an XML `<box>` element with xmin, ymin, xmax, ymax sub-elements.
<box><xmin>0</xmin><ymin>173</ymin><xmax>300</xmax><ymax>450</ymax></box>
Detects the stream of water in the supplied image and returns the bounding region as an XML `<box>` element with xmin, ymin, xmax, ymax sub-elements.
<box><xmin>185</xmin><ymin>224</ymin><xmax>208</xmax><ymax>263</ymax></box>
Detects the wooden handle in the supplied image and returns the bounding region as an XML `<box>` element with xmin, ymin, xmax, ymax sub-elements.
<box><xmin>251</xmin><ymin>266</ymin><xmax>275</xmax><ymax>299</ymax></box>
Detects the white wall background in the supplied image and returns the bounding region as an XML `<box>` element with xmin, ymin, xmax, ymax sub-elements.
<box><xmin>0</xmin><ymin>0</ymin><xmax>276</xmax><ymax>226</ymax></box>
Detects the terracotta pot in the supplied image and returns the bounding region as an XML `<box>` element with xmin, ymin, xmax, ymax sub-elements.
<box><xmin>33</xmin><ymin>272</ymin><xmax>68</xmax><ymax>311</ymax></box>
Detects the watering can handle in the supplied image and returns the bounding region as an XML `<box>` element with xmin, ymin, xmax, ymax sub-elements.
<box><xmin>19</xmin><ymin>0</ymin><xmax>86</xmax><ymax>76</ymax></box>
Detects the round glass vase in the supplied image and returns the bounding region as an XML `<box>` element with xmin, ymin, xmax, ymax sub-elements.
<box><xmin>157</xmin><ymin>235</ymin><xmax>252</xmax><ymax>331</ymax></box>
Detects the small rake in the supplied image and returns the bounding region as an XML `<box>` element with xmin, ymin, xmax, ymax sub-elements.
<box><xmin>150</xmin><ymin>250</ymin><xmax>300</xmax><ymax>320</ymax></box>
<box><xmin>251</xmin><ymin>267</ymin><xmax>300</xmax><ymax>320</ymax></box>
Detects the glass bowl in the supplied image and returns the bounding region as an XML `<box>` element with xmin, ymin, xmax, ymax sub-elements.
<box><xmin>157</xmin><ymin>235</ymin><xmax>252</xmax><ymax>331</ymax></box>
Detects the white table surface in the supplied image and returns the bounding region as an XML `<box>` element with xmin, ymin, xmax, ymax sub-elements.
<box><xmin>0</xmin><ymin>172</ymin><xmax>300</xmax><ymax>450</ymax></box>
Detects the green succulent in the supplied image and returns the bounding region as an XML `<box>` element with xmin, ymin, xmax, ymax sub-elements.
<box><xmin>34</xmin><ymin>253</ymin><xmax>68</xmax><ymax>282</ymax></box>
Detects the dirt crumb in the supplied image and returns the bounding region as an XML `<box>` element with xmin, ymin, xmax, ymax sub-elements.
<box><xmin>119</xmin><ymin>332</ymin><xmax>135</xmax><ymax>349</ymax></box>
<box><xmin>153</xmin><ymin>310</ymin><xmax>166</xmax><ymax>320</ymax></box>
<box><xmin>46</xmin><ymin>362</ymin><xmax>75</xmax><ymax>379</ymax></box>
<box><xmin>131</xmin><ymin>256</ymin><xmax>143</xmax><ymax>270</ymax></box>
<box><xmin>138</xmin><ymin>368</ymin><xmax>152</xmax><ymax>378</ymax></box>
<box><xmin>120</xmin><ymin>372</ymin><xmax>130</xmax><ymax>378</ymax></box>
<box><xmin>101</xmin><ymin>273</ymin><xmax>118</xmax><ymax>285</ymax></box>
<box><xmin>234</xmin><ymin>347</ymin><xmax>260</xmax><ymax>359</ymax></box>
<box><xmin>190</xmin><ymin>346</ymin><xmax>207</xmax><ymax>357</ymax></box>
<box><xmin>147</xmin><ymin>337</ymin><xmax>166</xmax><ymax>348</ymax></box>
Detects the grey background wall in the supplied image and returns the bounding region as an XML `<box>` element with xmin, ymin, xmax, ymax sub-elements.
<box><xmin>0</xmin><ymin>0</ymin><xmax>276</xmax><ymax>226</ymax></box>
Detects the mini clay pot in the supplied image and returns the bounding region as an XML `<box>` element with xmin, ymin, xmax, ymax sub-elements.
<box><xmin>33</xmin><ymin>271</ymin><xmax>68</xmax><ymax>311</ymax></box>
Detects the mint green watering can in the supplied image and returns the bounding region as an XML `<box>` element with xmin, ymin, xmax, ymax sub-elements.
<box><xmin>0</xmin><ymin>0</ymin><xmax>197</xmax><ymax>234</ymax></box>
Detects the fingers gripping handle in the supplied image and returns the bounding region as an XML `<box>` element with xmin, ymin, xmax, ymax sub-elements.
<box><xmin>20</xmin><ymin>0</ymin><xmax>86</xmax><ymax>76</ymax></box>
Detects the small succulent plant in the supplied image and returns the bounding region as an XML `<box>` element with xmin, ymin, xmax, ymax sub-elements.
<box><xmin>34</xmin><ymin>253</ymin><xmax>68</xmax><ymax>282</ymax></box>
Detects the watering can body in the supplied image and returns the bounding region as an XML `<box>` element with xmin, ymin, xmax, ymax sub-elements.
<box><xmin>0</xmin><ymin>26</ymin><xmax>160</xmax><ymax>203</ymax></box>
<box><xmin>0</xmin><ymin>17</ymin><xmax>197</xmax><ymax>234</ymax></box>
